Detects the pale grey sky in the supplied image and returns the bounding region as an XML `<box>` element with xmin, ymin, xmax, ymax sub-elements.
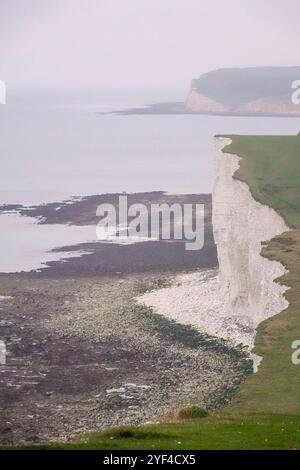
<box><xmin>0</xmin><ymin>0</ymin><xmax>299</xmax><ymax>91</ymax></box>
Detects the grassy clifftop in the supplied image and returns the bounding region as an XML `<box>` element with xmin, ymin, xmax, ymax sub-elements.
<box><xmin>225</xmin><ymin>135</ymin><xmax>300</xmax><ymax>228</ymax></box>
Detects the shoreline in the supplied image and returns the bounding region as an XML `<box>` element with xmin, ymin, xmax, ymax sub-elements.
<box><xmin>109</xmin><ymin>101</ymin><xmax>300</xmax><ymax>118</ymax></box>
<box><xmin>0</xmin><ymin>191</ymin><xmax>249</xmax><ymax>444</ymax></box>
<box><xmin>0</xmin><ymin>192</ymin><xmax>216</xmax><ymax>276</ymax></box>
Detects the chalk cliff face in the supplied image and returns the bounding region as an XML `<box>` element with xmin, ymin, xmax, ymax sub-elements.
<box><xmin>186</xmin><ymin>80</ymin><xmax>229</xmax><ymax>113</ymax></box>
<box><xmin>237</xmin><ymin>98</ymin><xmax>300</xmax><ymax>114</ymax></box>
<box><xmin>213</xmin><ymin>138</ymin><xmax>289</xmax><ymax>365</ymax></box>
<box><xmin>186</xmin><ymin>88</ymin><xmax>300</xmax><ymax>115</ymax></box>
<box><xmin>137</xmin><ymin>137</ymin><xmax>290</xmax><ymax>371</ymax></box>
<box><xmin>186</xmin><ymin>90</ymin><xmax>229</xmax><ymax>113</ymax></box>
<box><xmin>185</xmin><ymin>66</ymin><xmax>300</xmax><ymax>115</ymax></box>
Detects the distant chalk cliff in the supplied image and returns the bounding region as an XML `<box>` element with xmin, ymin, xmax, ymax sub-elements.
<box><xmin>186</xmin><ymin>67</ymin><xmax>300</xmax><ymax>115</ymax></box>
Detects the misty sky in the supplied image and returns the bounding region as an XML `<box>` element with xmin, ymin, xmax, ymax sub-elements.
<box><xmin>0</xmin><ymin>0</ymin><xmax>299</xmax><ymax>92</ymax></box>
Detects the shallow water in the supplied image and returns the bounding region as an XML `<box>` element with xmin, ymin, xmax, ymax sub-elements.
<box><xmin>0</xmin><ymin>212</ymin><xmax>96</xmax><ymax>273</ymax></box>
<box><xmin>1</xmin><ymin>91</ymin><xmax>300</xmax><ymax>205</ymax></box>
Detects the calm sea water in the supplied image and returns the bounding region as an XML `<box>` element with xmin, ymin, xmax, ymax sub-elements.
<box><xmin>0</xmin><ymin>90</ymin><xmax>300</xmax><ymax>272</ymax></box>
<box><xmin>1</xmin><ymin>90</ymin><xmax>300</xmax><ymax>205</ymax></box>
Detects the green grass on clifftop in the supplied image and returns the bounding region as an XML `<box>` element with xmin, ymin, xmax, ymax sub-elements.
<box><xmin>225</xmin><ymin>135</ymin><xmax>300</xmax><ymax>228</ymax></box>
<box><xmin>7</xmin><ymin>414</ymin><xmax>300</xmax><ymax>450</ymax></box>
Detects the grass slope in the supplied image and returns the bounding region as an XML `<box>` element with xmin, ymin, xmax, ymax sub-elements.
<box><xmin>6</xmin><ymin>134</ymin><xmax>300</xmax><ymax>450</ymax></box>
<box><xmin>7</xmin><ymin>415</ymin><xmax>300</xmax><ymax>450</ymax></box>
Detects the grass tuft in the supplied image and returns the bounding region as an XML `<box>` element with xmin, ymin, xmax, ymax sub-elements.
<box><xmin>177</xmin><ymin>406</ymin><xmax>208</xmax><ymax>419</ymax></box>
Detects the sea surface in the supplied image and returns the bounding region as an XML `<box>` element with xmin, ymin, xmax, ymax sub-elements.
<box><xmin>1</xmin><ymin>89</ymin><xmax>300</xmax><ymax>272</ymax></box>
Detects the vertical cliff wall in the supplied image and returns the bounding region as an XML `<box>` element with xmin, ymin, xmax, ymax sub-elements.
<box><xmin>185</xmin><ymin>67</ymin><xmax>300</xmax><ymax>115</ymax></box>
<box><xmin>137</xmin><ymin>137</ymin><xmax>290</xmax><ymax>371</ymax></box>
<box><xmin>213</xmin><ymin>137</ymin><xmax>289</xmax><ymax>367</ymax></box>
<box><xmin>186</xmin><ymin>80</ymin><xmax>229</xmax><ymax>113</ymax></box>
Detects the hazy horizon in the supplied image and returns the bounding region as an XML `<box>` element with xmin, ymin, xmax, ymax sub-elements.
<box><xmin>1</xmin><ymin>0</ymin><xmax>300</xmax><ymax>92</ymax></box>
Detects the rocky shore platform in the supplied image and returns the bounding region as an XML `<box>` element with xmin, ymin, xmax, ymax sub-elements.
<box><xmin>0</xmin><ymin>192</ymin><xmax>250</xmax><ymax>444</ymax></box>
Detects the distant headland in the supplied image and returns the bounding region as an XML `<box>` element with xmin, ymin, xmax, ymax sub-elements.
<box><xmin>114</xmin><ymin>66</ymin><xmax>300</xmax><ymax>117</ymax></box>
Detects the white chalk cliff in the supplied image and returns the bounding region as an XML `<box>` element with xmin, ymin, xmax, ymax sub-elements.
<box><xmin>212</xmin><ymin>137</ymin><xmax>289</xmax><ymax>367</ymax></box>
<box><xmin>137</xmin><ymin>137</ymin><xmax>290</xmax><ymax>371</ymax></box>
<box><xmin>185</xmin><ymin>79</ymin><xmax>300</xmax><ymax>115</ymax></box>
<box><xmin>186</xmin><ymin>90</ymin><xmax>229</xmax><ymax>114</ymax></box>
<box><xmin>185</xmin><ymin>79</ymin><xmax>230</xmax><ymax>113</ymax></box>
